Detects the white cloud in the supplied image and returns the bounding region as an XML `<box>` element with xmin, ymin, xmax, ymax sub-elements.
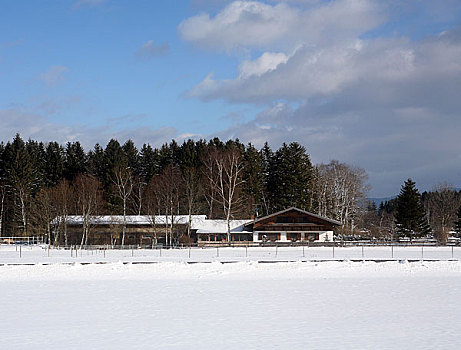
<box><xmin>0</xmin><ymin>108</ymin><xmax>180</xmax><ymax>150</ymax></box>
<box><xmin>238</xmin><ymin>52</ymin><xmax>288</xmax><ymax>79</ymax></box>
<box><xmin>180</xmin><ymin>1</ymin><xmax>461</xmax><ymax>196</ymax></box>
<box><xmin>39</xmin><ymin>66</ymin><xmax>70</xmax><ymax>87</ymax></box>
<box><xmin>179</xmin><ymin>0</ymin><xmax>385</xmax><ymax>51</ymax></box>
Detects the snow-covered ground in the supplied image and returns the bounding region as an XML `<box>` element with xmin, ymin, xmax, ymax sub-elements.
<box><xmin>0</xmin><ymin>244</ymin><xmax>460</xmax><ymax>264</ymax></box>
<box><xmin>1</xmin><ymin>247</ymin><xmax>461</xmax><ymax>349</ymax></box>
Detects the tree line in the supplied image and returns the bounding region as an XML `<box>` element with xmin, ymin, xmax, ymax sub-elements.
<box><xmin>0</xmin><ymin>134</ymin><xmax>369</xmax><ymax>243</ymax></box>
<box><xmin>360</xmin><ymin>179</ymin><xmax>461</xmax><ymax>243</ymax></box>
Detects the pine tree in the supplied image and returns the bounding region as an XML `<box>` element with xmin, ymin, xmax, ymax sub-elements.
<box><xmin>270</xmin><ymin>142</ymin><xmax>313</xmax><ymax>212</ymax></box>
<box><xmin>64</xmin><ymin>141</ymin><xmax>87</xmax><ymax>181</ymax></box>
<box><xmin>242</xmin><ymin>143</ymin><xmax>264</xmax><ymax>217</ymax></box>
<box><xmin>395</xmin><ymin>179</ymin><xmax>431</xmax><ymax>239</ymax></box>
<box><xmin>2</xmin><ymin>134</ymin><xmax>38</xmax><ymax>234</ymax></box>
<box><xmin>44</xmin><ymin>142</ymin><xmax>65</xmax><ymax>187</ymax></box>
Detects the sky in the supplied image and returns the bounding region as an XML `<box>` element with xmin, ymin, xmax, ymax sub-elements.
<box><xmin>1</xmin><ymin>0</ymin><xmax>461</xmax><ymax>197</ymax></box>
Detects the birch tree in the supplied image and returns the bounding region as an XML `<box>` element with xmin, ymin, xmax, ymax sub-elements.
<box><xmin>206</xmin><ymin>146</ymin><xmax>244</xmax><ymax>242</ymax></box>
<box><xmin>74</xmin><ymin>174</ymin><xmax>102</xmax><ymax>248</ymax></box>
<box><xmin>113</xmin><ymin>164</ymin><xmax>133</xmax><ymax>246</ymax></box>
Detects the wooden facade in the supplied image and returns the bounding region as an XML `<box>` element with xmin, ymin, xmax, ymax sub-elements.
<box><xmin>52</xmin><ymin>209</ymin><xmax>341</xmax><ymax>246</ymax></box>
<box><xmin>252</xmin><ymin>207</ymin><xmax>341</xmax><ymax>243</ymax></box>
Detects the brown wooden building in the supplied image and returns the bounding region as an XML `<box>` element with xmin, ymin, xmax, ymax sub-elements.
<box><xmin>251</xmin><ymin>207</ymin><xmax>341</xmax><ymax>243</ymax></box>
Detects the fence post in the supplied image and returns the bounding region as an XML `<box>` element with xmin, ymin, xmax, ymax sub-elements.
<box><xmin>275</xmin><ymin>245</ymin><xmax>278</xmax><ymax>258</ymax></box>
<box><xmin>245</xmin><ymin>245</ymin><xmax>248</xmax><ymax>258</ymax></box>
<box><xmin>361</xmin><ymin>245</ymin><xmax>364</xmax><ymax>259</ymax></box>
<box><xmin>332</xmin><ymin>244</ymin><xmax>335</xmax><ymax>259</ymax></box>
<box><xmin>391</xmin><ymin>245</ymin><xmax>394</xmax><ymax>259</ymax></box>
<box><xmin>159</xmin><ymin>247</ymin><xmax>162</xmax><ymax>257</ymax></box>
<box><xmin>19</xmin><ymin>245</ymin><xmax>22</xmax><ymax>258</ymax></box>
<box><xmin>131</xmin><ymin>246</ymin><xmax>134</xmax><ymax>257</ymax></box>
<box><xmin>71</xmin><ymin>246</ymin><xmax>73</xmax><ymax>258</ymax></box>
<box><xmin>302</xmin><ymin>245</ymin><xmax>305</xmax><ymax>258</ymax></box>
<box><xmin>421</xmin><ymin>246</ymin><xmax>424</xmax><ymax>260</ymax></box>
<box><xmin>188</xmin><ymin>247</ymin><xmax>191</xmax><ymax>259</ymax></box>
<box><xmin>452</xmin><ymin>245</ymin><xmax>454</xmax><ymax>259</ymax></box>
<box><xmin>104</xmin><ymin>248</ymin><xmax>106</xmax><ymax>258</ymax></box>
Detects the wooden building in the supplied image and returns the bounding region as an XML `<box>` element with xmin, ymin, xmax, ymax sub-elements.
<box><xmin>52</xmin><ymin>208</ymin><xmax>341</xmax><ymax>246</ymax></box>
<box><xmin>251</xmin><ymin>207</ymin><xmax>341</xmax><ymax>243</ymax></box>
<box><xmin>53</xmin><ymin>215</ymin><xmax>206</xmax><ymax>246</ymax></box>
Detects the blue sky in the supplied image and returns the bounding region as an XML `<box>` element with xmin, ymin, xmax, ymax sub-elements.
<box><xmin>1</xmin><ymin>0</ymin><xmax>461</xmax><ymax>197</ymax></box>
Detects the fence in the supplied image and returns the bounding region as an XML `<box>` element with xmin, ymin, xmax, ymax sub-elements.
<box><xmin>0</xmin><ymin>236</ymin><xmax>45</xmax><ymax>245</ymax></box>
<box><xmin>1</xmin><ymin>243</ymin><xmax>461</xmax><ymax>262</ymax></box>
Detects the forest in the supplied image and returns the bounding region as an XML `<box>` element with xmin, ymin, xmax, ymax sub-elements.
<box><xmin>0</xmin><ymin>134</ymin><xmax>459</xmax><ymax>244</ymax></box>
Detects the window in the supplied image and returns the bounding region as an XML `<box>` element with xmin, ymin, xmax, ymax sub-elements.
<box><xmin>258</xmin><ymin>233</ymin><xmax>280</xmax><ymax>241</ymax></box>
<box><xmin>288</xmin><ymin>233</ymin><xmax>301</xmax><ymax>241</ymax></box>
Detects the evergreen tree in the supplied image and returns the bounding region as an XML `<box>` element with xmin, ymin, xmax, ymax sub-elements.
<box><xmin>103</xmin><ymin>139</ymin><xmax>125</xmax><ymax>212</ymax></box>
<box><xmin>270</xmin><ymin>142</ymin><xmax>313</xmax><ymax>212</ymax></box>
<box><xmin>122</xmin><ymin>139</ymin><xmax>139</xmax><ymax>176</ymax></box>
<box><xmin>87</xmin><ymin>143</ymin><xmax>105</xmax><ymax>180</ymax></box>
<box><xmin>2</xmin><ymin>134</ymin><xmax>38</xmax><ymax>234</ymax></box>
<box><xmin>259</xmin><ymin>142</ymin><xmax>274</xmax><ymax>216</ymax></box>
<box><xmin>395</xmin><ymin>179</ymin><xmax>431</xmax><ymax>239</ymax></box>
<box><xmin>138</xmin><ymin>144</ymin><xmax>160</xmax><ymax>183</ymax></box>
<box><xmin>64</xmin><ymin>141</ymin><xmax>87</xmax><ymax>181</ymax></box>
<box><xmin>242</xmin><ymin>143</ymin><xmax>264</xmax><ymax>217</ymax></box>
<box><xmin>44</xmin><ymin>142</ymin><xmax>65</xmax><ymax>187</ymax></box>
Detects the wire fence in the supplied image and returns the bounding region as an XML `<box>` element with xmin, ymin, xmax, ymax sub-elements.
<box><xmin>1</xmin><ymin>243</ymin><xmax>461</xmax><ymax>263</ymax></box>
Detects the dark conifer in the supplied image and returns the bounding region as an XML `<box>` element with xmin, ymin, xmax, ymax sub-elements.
<box><xmin>394</xmin><ymin>179</ymin><xmax>431</xmax><ymax>239</ymax></box>
<box><xmin>64</xmin><ymin>141</ymin><xmax>87</xmax><ymax>181</ymax></box>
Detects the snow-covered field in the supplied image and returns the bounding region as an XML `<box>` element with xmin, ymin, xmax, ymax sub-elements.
<box><xmin>1</xmin><ymin>247</ymin><xmax>461</xmax><ymax>349</ymax></box>
<box><xmin>1</xmin><ymin>244</ymin><xmax>461</xmax><ymax>264</ymax></box>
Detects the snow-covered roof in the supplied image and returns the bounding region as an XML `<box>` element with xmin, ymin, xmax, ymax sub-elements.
<box><xmin>53</xmin><ymin>215</ymin><xmax>207</xmax><ymax>226</ymax></box>
<box><xmin>52</xmin><ymin>215</ymin><xmax>253</xmax><ymax>234</ymax></box>
<box><xmin>191</xmin><ymin>218</ymin><xmax>253</xmax><ymax>234</ymax></box>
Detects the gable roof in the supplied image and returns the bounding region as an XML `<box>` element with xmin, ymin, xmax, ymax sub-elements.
<box><xmin>253</xmin><ymin>207</ymin><xmax>342</xmax><ymax>226</ymax></box>
<box><xmin>191</xmin><ymin>218</ymin><xmax>253</xmax><ymax>234</ymax></box>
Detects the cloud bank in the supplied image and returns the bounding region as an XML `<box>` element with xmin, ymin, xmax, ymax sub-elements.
<box><xmin>180</xmin><ymin>0</ymin><xmax>461</xmax><ymax>196</ymax></box>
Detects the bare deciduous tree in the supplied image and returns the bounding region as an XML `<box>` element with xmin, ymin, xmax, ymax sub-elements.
<box><xmin>74</xmin><ymin>174</ymin><xmax>102</xmax><ymax>248</ymax></box>
<box><xmin>314</xmin><ymin>160</ymin><xmax>369</xmax><ymax>235</ymax></box>
<box><xmin>425</xmin><ymin>182</ymin><xmax>460</xmax><ymax>243</ymax></box>
<box><xmin>155</xmin><ymin>165</ymin><xmax>183</xmax><ymax>246</ymax></box>
<box><xmin>113</xmin><ymin>165</ymin><xmax>133</xmax><ymax>246</ymax></box>
<box><xmin>205</xmin><ymin>147</ymin><xmax>244</xmax><ymax>242</ymax></box>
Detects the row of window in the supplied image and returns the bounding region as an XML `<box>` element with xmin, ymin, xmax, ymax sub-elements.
<box><xmin>258</xmin><ymin>233</ymin><xmax>320</xmax><ymax>242</ymax></box>
<box><xmin>257</xmin><ymin>226</ymin><xmax>326</xmax><ymax>232</ymax></box>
